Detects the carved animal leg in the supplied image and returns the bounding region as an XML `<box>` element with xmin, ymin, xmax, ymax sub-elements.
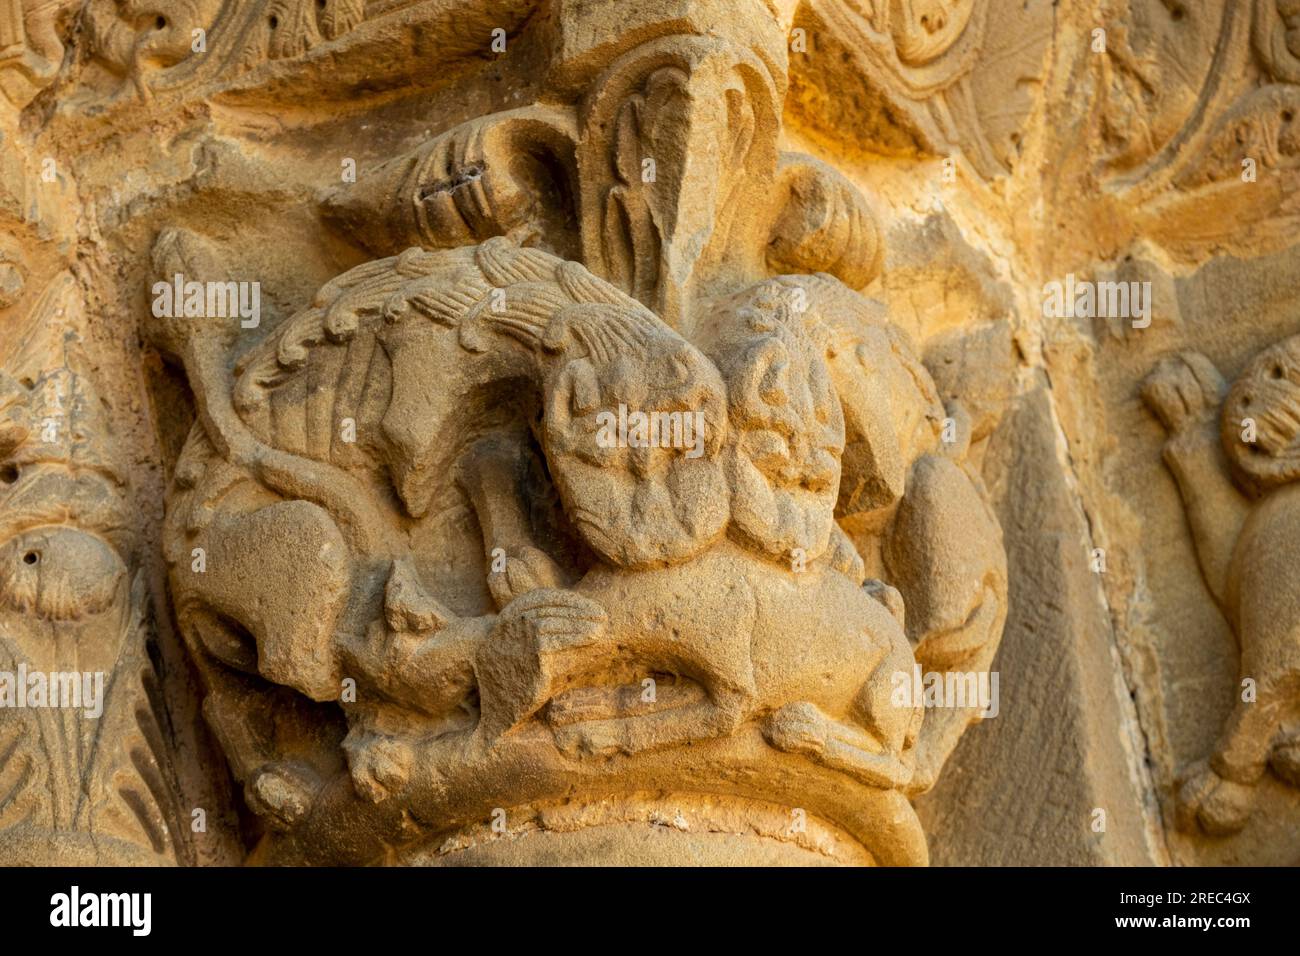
<box><xmin>905</xmin><ymin>589</ymin><xmax>1003</xmax><ymax>795</ymax></box>
<box><xmin>199</xmin><ymin>677</ymin><xmax>329</xmax><ymax>833</ymax></box>
<box><xmin>765</xmin><ymin>702</ymin><xmax>910</xmax><ymax>790</ymax></box>
<box><xmin>1141</xmin><ymin>351</ymin><xmax>1250</xmax><ymax>607</ymax></box>
<box><xmin>1177</xmin><ymin>694</ymin><xmax>1283</xmax><ymax>835</ymax></box>
<box><xmin>457</xmin><ymin>435</ymin><xmax>565</xmax><ymax>609</ymax></box>
<box><xmin>1214</xmin><ymin>686</ymin><xmax>1286</xmax><ymax>783</ymax></box>
<box><xmin>336</xmin><ymin>560</ymin><xmax>490</xmax><ymax>717</ymax></box>
<box><xmin>471</xmin><ymin>588</ymin><xmax>609</xmax><ymax>750</ymax></box>
<box><xmin>885</xmin><ymin>455</ymin><xmax>1007</xmax><ymax>653</ymax></box>
<box><xmin>552</xmin><ymin>689</ymin><xmax>748</xmax><ymax>758</ymax></box>
<box><xmin>883</xmin><ymin>454</ymin><xmax>1007</xmax><ymax>790</ymax></box>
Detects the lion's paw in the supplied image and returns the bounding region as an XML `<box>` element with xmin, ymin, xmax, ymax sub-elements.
<box><xmin>1141</xmin><ymin>351</ymin><xmax>1226</xmax><ymax>434</ymax></box>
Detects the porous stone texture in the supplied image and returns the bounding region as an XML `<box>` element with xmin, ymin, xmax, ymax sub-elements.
<box><xmin>0</xmin><ymin>0</ymin><xmax>1294</xmax><ymax>866</ymax></box>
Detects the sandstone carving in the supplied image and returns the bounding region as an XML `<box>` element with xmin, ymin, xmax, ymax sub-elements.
<box><xmin>0</xmin><ymin>276</ymin><xmax>184</xmax><ymax>865</ymax></box>
<box><xmin>124</xmin><ymin>0</ymin><xmax>1014</xmax><ymax>866</ymax></box>
<box><xmin>0</xmin><ymin>0</ymin><xmax>1296</xmax><ymax>871</ymax></box>
<box><xmin>1144</xmin><ymin>344</ymin><xmax>1300</xmax><ymax>836</ymax></box>
<box><xmin>789</xmin><ymin>0</ymin><xmax>1054</xmax><ymax>176</ymax></box>
<box><xmin>1100</xmin><ymin>0</ymin><xmax>1300</xmax><ymax>255</ymax></box>
<box><xmin>153</xmin><ymin>229</ymin><xmax>1004</xmax><ymax>863</ymax></box>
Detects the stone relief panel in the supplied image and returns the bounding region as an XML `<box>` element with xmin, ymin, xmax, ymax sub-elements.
<box><xmin>139</xmin><ymin>0</ymin><xmax>1009</xmax><ymax>865</ymax></box>
<box><xmin>1144</xmin><ymin>343</ymin><xmax>1300</xmax><ymax>838</ymax></box>
<box><xmin>0</xmin><ymin>0</ymin><xmax>1294</xmax><ymax>870</ymax></box>
<box><xmin>0</xmin><ymin>277</ymin><xmax>187</xmax><ymax>865</ymax></box>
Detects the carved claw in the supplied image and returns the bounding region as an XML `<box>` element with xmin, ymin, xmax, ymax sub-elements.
<box><xmin>765</xmin><ymin>702</ymin><xmax>910</xmax><ymax>790</ymax></box>
<box><xmin>552</xmin><ymin>719</ymin><xmax>638</xmax><ymax>759</ymax></box>
<box><xmin>552</xmin><ymin>691</ymin><xmax>746</xmax><ymax>760</ymax></box>
<box><xmin>1141</xmin><ymin>351</ymin><xmax>1227</xmax><ymax>434</ymax></box>
<box><xmin>500</xmin><ymin>587</ymin><xmax>608</xmax><ymax>656</ymax></box>
<box><xmin>1175</xmin><ymin>761</ymin><xmax>1255</xmax><ymax>836</ymax></box>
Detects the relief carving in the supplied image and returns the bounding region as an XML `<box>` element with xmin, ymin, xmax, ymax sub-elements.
<box><xmin>143</xmin><ymin>0</ymin><xmax>1009</xmax><ymax>864</ymax></box>
<box><xmin>154</xmin><ymin>236</ymin><xmax>1005</xmax><ymax>864</ymax></box>
<box><xmin>3</xmin><ymin>0</ymin><xmax>1291</xmax><ymax>876</ymax></box>
<box><xmin>1100</xmin><ymin>0</ymin><xmax>1300</xmax><ymax>254</ymax></box>
<box><xmin>0</xmin><ymin>276</ymin><xmax>185</xmax><ymax>865</ymax></box>
<box><xmin>789</xmin><ymin>0</ymin><xmax>1054</xmax><ymax>177</ymax></box>
<box><xmin>1143</xmin><ymin>346</ymin><xmax>1300</xmax><ymax>836</ymax></box>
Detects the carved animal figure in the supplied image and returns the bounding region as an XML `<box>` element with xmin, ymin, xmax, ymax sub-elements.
<box><xmin>159</xmin><ymin>233</ymin><xmax>1004</xmax><ymax>842</ymax></box>
<box><xmin>1143</xmin><ymin>341</ymin><xmax>1300</xmax><ymax>834</ymax></box>
<box><xmin>161</xmin><ymin>238</ymin><xmax>934</xmax><ymax>805</ymax></box>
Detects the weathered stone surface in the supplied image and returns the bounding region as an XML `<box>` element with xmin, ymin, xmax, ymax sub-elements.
<box><xmin>0</xmin><ymin>0</ymin><xmax>1295</xmax><ymax>868</ymax></box>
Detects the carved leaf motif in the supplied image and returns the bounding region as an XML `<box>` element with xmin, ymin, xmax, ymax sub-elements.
<box><xmin>78</xmin><ymin>573</ymin><xmax>184</xmax><ymax>860</ymax></box>
<box><xmin>319</xmin><ymin>0</ymin><xmax>366</xmax><ymax>41</ymax></box>
<box><xmin>0</xmin><ymin>272</ymin><xmax>180</xmax><ymax>863</ymax></box>
<box><xmin>0</xmin><ymin>634</ymin><xmax>44</xmax><ymax>833</ymax></box>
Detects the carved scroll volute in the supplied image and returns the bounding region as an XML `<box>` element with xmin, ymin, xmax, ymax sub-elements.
<box><xmin>0</xmin><ymin>0</ymin><xmax>71</xmax><ymax>111</ymax></box>
<box><xmin>570</xmin><ymin>22</ymin><xmax>786</xmax><ymax>328</ymax></box>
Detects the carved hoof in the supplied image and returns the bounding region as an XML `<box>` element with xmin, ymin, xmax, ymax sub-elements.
<box><xmin>1176</xmin><ymin>762</ymin><xmax>1254</xmax><ymax>835</ymax></box>
<box><xmin>1140</xmin><ymin>351</ymin><xmax>1226</xmax><ymax>433</ymax></box>
<box><xmin>1269</xmin><ymin>733</ymin><xmax>1300</xmax><ymax>787</ymax></box>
